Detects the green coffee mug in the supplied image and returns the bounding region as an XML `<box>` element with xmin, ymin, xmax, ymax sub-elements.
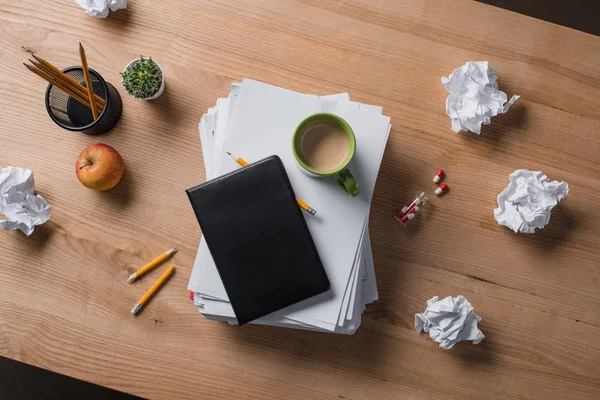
<box><xmin>292</xmin><ymin>113</ymin><xmax>360</xmax><ymax>197</ymax></box>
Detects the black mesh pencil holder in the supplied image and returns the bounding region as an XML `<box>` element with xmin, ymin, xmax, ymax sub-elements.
<box><xmin>45</xmin><ymin>67</ymin><xmax>122</xmax><ymax>135</ymax></box>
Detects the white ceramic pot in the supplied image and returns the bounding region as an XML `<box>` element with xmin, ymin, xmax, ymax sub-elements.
<box><xmin>122</xmin><ymin>58</ymin><xmax>165</xmax><ymax>100</ymax></box>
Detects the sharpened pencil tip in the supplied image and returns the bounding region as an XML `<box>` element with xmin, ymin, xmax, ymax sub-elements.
<box><xmin>127</xmin><ymin>273</ymin><xmax>137</xmax><ymax>283</ymax></box>
<box><xmin>166</xmin><ymin>247</ymin><xmax>178</xmax><ymax>257</ymax></box>
<box><xmin>226</xmin><ymin>151</ymin><xmax>232</xmax><ymax>156</ymax></box>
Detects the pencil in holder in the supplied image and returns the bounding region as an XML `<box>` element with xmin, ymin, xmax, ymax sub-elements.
<box><xmin>45</xmin><ymin>67</ymin><xmax>122</xmax><ymax>135</ymax></box>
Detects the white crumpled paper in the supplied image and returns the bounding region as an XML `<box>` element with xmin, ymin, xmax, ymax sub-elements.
<box><xmin>415</xmin><ymin>296</ymin><xmax>484</xmax><ymax>350</ymax></box>
<box><xmin>494</xmin><ymin>169</ymin><xmax>568</xmax><ymax>234</ymax></box>
<box><xmin>0</xmin><ymin>167</ymin><xmax>51</xmax><ymax>236</ymax></box>
<box><xmin>442</xmin><ymin>61</ymin><xmax>520</xmax><ymax>134</ymax></box>
<box><xmin>75</xmin><ymin>0</ymin><xmax>127</xmax><ymax>18</ymax></box>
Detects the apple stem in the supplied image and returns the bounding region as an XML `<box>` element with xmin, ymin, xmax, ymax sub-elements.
<box><xmin>80</xmin><ymin>159</ymin><xmax>93</xmax><ymax>170</ymax></box>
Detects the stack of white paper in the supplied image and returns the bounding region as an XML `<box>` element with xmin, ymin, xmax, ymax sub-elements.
<box><xmin>188</xmin><ymin>79</ymin><xmax>391</xmax><ymax>334</ymax></box>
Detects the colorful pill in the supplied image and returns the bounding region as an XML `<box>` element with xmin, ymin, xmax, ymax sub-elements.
<box><xmin>396</xmin><ymin>203</ymin><xmax>414</xmax><ymax>220</ymax></box>
<box><xmin>433</xmin><ymin>170</ymin><xmax>444</xmax><ymax>183</ymax></box>
<box><xmin>395</xmin><ymin>191</ymin><xmax>429</xmax><ymax>224</ymax></box>
<box><xmin>435</xmin><ymin>183</ymin><xmax>449</xmax><ymax>196</ymax></box>
<box><xmin>401</xmin><ymin>213</ymin><xmax>415</xmax><ymax>224</ymax></box>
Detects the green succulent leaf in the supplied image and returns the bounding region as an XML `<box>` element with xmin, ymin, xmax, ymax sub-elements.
<box><xmin>121</xmin><ymin>57</ymin><xmax>163</xmax><ymax>99</ymax></box>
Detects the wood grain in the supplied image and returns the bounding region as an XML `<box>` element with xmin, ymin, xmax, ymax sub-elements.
<box><xmin>1</xmin><ymin>0</ymin><xmax>600</xmax><ymax>398</ymax></box>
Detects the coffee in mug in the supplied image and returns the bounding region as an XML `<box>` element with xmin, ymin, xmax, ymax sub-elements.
<box><xmin>297</xmin><ymin>121</ymin><xmax>349</xmax><ymax>172</ymax></box>
<box><xmin>292</xmin><ymin>113</ymin><xmax>360</xmax><ymax>197</ymax></box>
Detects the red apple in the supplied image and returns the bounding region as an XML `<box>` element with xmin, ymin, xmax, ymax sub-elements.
<box><xmin>76</xmin><ymin>144</ymin><xmax>124</xmax><ymax>191</ymax></box>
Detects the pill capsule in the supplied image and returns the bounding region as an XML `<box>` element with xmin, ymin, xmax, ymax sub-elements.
<box><xmin>433</xmin><ymin>170</ymin><xmax>444</xmax><ymax>183</ymax></box>
<box><xmin>395</xmin><ymin>207</ymin><xmax>407</xmax><ymax>220</ymax></box>
<box><xmin>435</xmin><ymin>183</ymin><xmax>448</xmax><ymax>196</ymax></box>
<box><xmin>401</xmin><ymin>213</ymin><xmax>415</xmax><ymax>224</ymax></box>
<box><xmin>396</xmin><ymin>192</ymin><xmax>429</xmax><ymax>225</ymax></box>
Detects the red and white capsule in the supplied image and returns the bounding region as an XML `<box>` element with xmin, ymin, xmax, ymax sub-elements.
<box><xmin>395</xmin><ymin>192</ymin><xmax>429</xmax><ymax>225</ymax></box>
<box><xmin>435</xmin><ymin>183</ymin><xmax>449</xmax><ymax>196</ymax></box>
<box><xmin>400</xmin><ymin>213</ymin><xmax>416</xmax><ymax>224</ymax></box>
<box><xmin>433</xmin><ymin>169</ymin><xmax>444</xmax><ymax>183</ymax></box>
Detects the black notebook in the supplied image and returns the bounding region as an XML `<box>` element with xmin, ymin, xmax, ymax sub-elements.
<box><xmin>186</xmin><ymin>155</ymin><xmax>330</xmax><ymax>325</ymax></box>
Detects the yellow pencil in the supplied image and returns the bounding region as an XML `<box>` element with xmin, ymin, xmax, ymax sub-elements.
<box><xmin>127</xmin><ymin>248</ymin><xmax>177</xmax><ymax>283</ymax></box>
<box><xmin>79</xmin><ymin>43</ymin><xmax>99</xmax><ymax>120</ymax></box>
<box><xmin>131</xmin><ymin>265</ymin><xmax>175</xmax><ymax>315</ymax></box>
<box><xmin>226</xmin><ymin>151</ymin><xmax>317</xmax><ymax>216</ymax></box>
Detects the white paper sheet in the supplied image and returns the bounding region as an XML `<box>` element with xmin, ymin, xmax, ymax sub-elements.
<box><xmin>191</xmin><ymin>87</ymin><xmax>382</xmax><ymax>333</ymax></box>
<box><xmin>189</xmin><ymin>80</ymin><xmax>389</xmax><ymax>333</ymax></box>
<box><xmin>0</xmin><ymin>167</ymin><xmax>51</xmax><ymax>236</ymax></box>
<box><xmin>415</xmin><ymin>296</ymin><xmax>485</xmax><ymax>349</ymax></box>
<box><xmin>442</xmin><ymin>61</ymin><xmax>519</xmax><ymax>134</ymax></box>
<box><xmin>494</xmin><ymin>169</ymin><xmax>568</xmax><ymax>233</ymax></box>
<box><xmin>213</xmin><ymin>79</ymin><xmax>388</xmax><ymax>325</ymax></box>
<box><xmin>74</xmin><ymin>0</ymin><xmax>127</xmax><ymax>18</ymax></box>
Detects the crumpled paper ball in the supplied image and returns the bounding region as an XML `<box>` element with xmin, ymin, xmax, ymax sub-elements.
<box><xmin>494</xmin><ymin>169</ymin><xmax>568</xmax><ymax>234</ymax></box>
<box><xmin>415</xmin><ymin>296</ymin><xmax>484</xmax><ymax>350</ymax></box>
<box><xmin>0</xmin><ymin>167</ymin><xmax>51</xmax><ymax>236</ymax></box>
<box><xmin>441</xmin><ymin>61</ymin><xmax>520</xmax><ymax>134</ymax></box>
<box><xmin>75</xmin><ymin>0</ymin><xmax>127</xmax><ymax>18</ymax></box>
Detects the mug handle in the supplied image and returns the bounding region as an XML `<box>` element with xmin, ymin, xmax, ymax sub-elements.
<box><xmin>334</xmin><ymin>168</ymin><xmax>360</xmax><ymax>197</ymax></box>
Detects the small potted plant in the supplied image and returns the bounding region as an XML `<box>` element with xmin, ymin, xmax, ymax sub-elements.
<box><xmin>121</xmin><ymin>57</ymin><xmax>165</xmax><ymax>100</ymax></box>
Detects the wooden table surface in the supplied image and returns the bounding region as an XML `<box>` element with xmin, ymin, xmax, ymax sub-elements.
<box><xmin>1</xmin><ymin>1</ymin><xmax>600</xmax><ymax>399</ymax></box>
